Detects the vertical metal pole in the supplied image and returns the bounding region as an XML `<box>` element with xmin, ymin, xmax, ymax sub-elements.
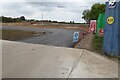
<box><xmin>41</xmin><ymin>0</ymin><xmax>45</xmax><ymax>33</ymax></box>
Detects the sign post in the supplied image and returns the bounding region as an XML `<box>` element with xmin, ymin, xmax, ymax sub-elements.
<box><xmin>89</xmin><ymin>20</ymin><xmax>96</xmax><ymax>33</ymax></box>
<box><xmin>73</xmin><ymin>32</ymin><xmax>79</xmax><ymax>43</ymax></box>
<box><xmin>98</xmin><ymin>28</ymin><xmax>104</xmax><ymax>36</ymax></box>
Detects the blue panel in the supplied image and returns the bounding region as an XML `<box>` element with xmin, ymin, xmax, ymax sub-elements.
<box><xmin>104</xmin><ymin>1</ymin><xmax>120</xmax><ymax>56</ymax></box>
<box><xmin>118</xmin><ymin>1</ymin><xmax>120</xmax><ymax>55</ymax></box>
<box><xmin>104</xmin><ymin>30</ymin><xmax>112</xmax><ymax>53</ymax></box>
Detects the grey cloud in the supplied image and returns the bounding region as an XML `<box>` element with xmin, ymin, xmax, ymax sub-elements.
<box><xmin>27</xmin><ymin>2</ymin><xmax>66</xmax><ymax>8</ymax></box>
<box><xmin>1</xmin><ymin>2</ymin><xmax>36</xmax><ymax>16</ymax></box>
<box><xmin>1</xmin><ymin>2</ymin><xmax>23</xmax><ymax>10</ymax></box>
<box><xmin>26</xmin><ymin>2</ymin><xmax>67</xmax><ymax>12</ymax></box>
<box><xmin>57</xmin><ymin>5</ymin><xmax>66</xmax><ymax>8</ymax></box>
<box><xmin>1</xmin><ymin>0</ymin><xmax>106</xmax><ymax>23</ymax></box>
<box><xmin>26</xmin><ymin>2</ymin><xmax>91</xmax><ymax>13</ymax></box>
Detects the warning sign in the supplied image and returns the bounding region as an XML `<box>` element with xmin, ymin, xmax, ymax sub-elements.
<box><xmin>99</xmin><ymin>28</ymin><xmax>104</xmax><ymax>36</ymax></box>
<box><xmin>89</xmin><ymin>20</ymin><xmax>96</xmax><ymax>33</ymax></box>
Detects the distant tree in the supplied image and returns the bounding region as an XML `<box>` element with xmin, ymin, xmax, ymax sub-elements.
<box><xmin>0</xmin><ymin>16</ymin><xmax>2</xmax><ymax>22</ymax></box>
<box><xmin>90</xmin><ymin>3</ymin><xmax>105</xmax><ymax>20</ymax></box>
<box><xmin>0</xmin><ymin>16</ymin><xmax>13</xmax><ymax>22</ymax></box>
<box><xmin>70</xmin><ymin>21</ymin><xmax>75</xmax><ymax>24</ymax></box>
<box><xmin>20</xmin><ymin>16</ymin><xmax>25</xmax><ymax>21</ymax></box>
<box><xmin>29</xmin><ymin>19</ymin><xmax>35</xmax><ymax>21</ymax></box>
<box><xmin>36</xmin><ymin>20</ymin><xmax>39</xmax><ymax>22</ymax></box>
<box><xmin>72</xmin><ymin>21</ymin><xmax>75</xmax><ymax>24</ymax></box>
<box><xmin>82</xmin><ymin>3</ymin><xmax>105</xmax><ymax>23</ymax></box>
<box><xmin>82</xmin><ymin>10</ymin><xmax>91</xmax><ymax>23</ymax></box>
<box><xmin>48</xmin><ymin>20</ymin><xmax>51</xmax><ymax>22</ymax></box>
<box><xmin>53</xmin><ymin>21</ymin><xmax>57</xmax><ymax>23</ymax></box>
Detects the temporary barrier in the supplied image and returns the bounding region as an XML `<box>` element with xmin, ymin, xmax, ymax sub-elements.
<box><xmin>103</xmin><ymin>0</ymin><xmax>120</xmax><ymax>56</ymax></box>
<box><xmin>96</xmin><ymin>13</ymin><xmax>105</xmax><ymax>36</ymax></box>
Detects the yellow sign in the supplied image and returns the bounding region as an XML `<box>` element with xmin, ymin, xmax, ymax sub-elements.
<box><xmin>107</xmin><ymin>16</ymin><xmax>114</xmax><ymax>24</ymax></box>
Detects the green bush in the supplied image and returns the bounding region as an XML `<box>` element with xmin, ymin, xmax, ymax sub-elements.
<box><xmin>93</xmin><ymin>35</ymin><xmax>103</xmax><ymax>53</ymax></box>
<box><xmin>93</xmin><ymin>35</ymin><xmax>120</xmax><ymax>59</ymax></box>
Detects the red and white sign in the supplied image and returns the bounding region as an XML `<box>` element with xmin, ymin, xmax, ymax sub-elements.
<box><xmin>99</xmin><ymin>28</ymin><xmax>104</xmax><ymax>36</ymax></box>
<box><xmin>89</xmin><ymin>20</ymin><xmax>96</xmax><ymax>33</ymax></box>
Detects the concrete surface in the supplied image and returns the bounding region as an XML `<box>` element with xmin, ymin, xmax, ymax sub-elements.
<box><xmin>1</xmin><ymin>26</ymin><xmax>82</xmax><ymax>47</ymax></box>
<box><xmin>2</xmin><ymin>40</ymin><xmax>118</xmax><ymax>78</ymax></box>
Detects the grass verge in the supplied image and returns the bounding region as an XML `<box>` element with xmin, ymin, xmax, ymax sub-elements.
<box><xmin>0</xmin><ymin>30</ymin><xmax>37</xmax><ymax>41</ymax></box>
<box><xmin>93</xmin><ymin>35</ymin><xmax>120</xmax><ymax>60</ymax></box>
<box><xmin>93</xmin><ymin>35</ymin><xmax>104</xmax><ymax>53</ymax></box>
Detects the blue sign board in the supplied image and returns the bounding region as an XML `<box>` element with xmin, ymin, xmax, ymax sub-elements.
<box><xmin>103</xmin><ymin>0</ymin><xmax>120</xmax><ymax>56</ymax></box>
<box><xmin>73</xmin><ymin>32</ymin><xmax>79</xmax><ymax>42</ymax></box>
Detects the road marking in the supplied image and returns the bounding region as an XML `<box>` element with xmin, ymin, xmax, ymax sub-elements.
<box><xmin>67</xmin><ymin>50</ymin><xmax>84</xmax><ymax>79</ymax></box>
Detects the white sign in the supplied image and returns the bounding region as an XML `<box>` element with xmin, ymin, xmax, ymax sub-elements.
<box><xmin>73</xmin><ymin>32</ymin><xmax>79</xmax><ymax>42</ymax></box>
<box><xmin>89</xmin><ymin>20</ymin><xmax>96</xmax><ymax>33</ymax></box>
<box><xmin>109</xmin><ymin>0</ymin><xmax>116</xmax><ymax>8</ymax></box>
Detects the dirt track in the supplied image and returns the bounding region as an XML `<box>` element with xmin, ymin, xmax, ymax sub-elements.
<box><xmin>1</xmin><ymin>22</ymin><xmax>89</xmax><ymax>32</ymax></box>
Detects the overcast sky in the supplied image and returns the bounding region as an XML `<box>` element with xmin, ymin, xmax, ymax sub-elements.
<box><xmin>0</xmin><ymin>0</ymin><xmax>107</xmax><ymax>23</ymax></box>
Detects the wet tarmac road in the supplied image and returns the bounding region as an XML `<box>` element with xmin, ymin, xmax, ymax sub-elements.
<box><xmin>1</xmin><ymin>26</ymin><xmax>82</xmax><ymax>48</ymax></box>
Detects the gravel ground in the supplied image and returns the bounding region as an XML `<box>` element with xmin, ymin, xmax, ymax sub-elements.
<box><xmin>75</xmin><ymin>33</ymin><xmax>94</xmax><ymax>51</ymax></box>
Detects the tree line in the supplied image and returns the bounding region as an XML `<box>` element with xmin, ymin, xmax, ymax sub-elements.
<box><xmin>0</xmin><ymin>16</ymin><xmax>77</xmax><ymax>24</ymax></box>
<box><xmin>0</xmin><ymin>16</ymin><xmax>26</xmax><ymax>23</ymax></box>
